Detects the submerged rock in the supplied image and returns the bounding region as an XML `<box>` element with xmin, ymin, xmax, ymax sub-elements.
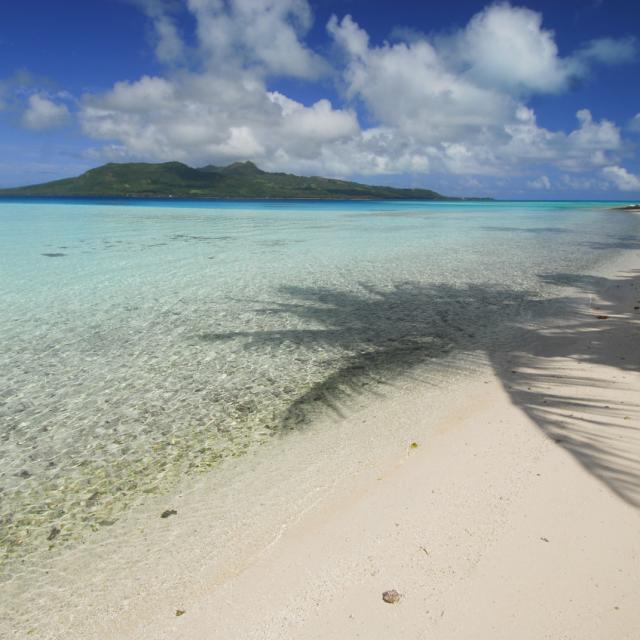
<box><xmin>85</xmin><ymin>491</ymin><xmax>100</xmax><ymax>507</ymax></box>
<box><xmin>161</xmin><ymin>509</ymin><xmax>177</xmax><ymax>519</ymax></box>
<box><xmin>47</xmin><ymin>526</ymin><xmax>61</xmax><ymax>541</ymax></box>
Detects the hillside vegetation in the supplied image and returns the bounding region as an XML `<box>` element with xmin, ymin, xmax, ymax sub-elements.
<box><xmin>0</xmin><ymin>161</ymin><xmax>459</xmax><ymax>200</ymax></box>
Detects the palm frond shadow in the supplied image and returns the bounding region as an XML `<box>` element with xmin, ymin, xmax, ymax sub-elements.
<box><xmin>583</xmin><ymin>235</ymin><xmax>640</xmax><ymax>251</ymax></box>
<box><xmin>490</xmin><ymin>270</ymin><xmax>640</xmax><ymax>506</ymax></box>
<box><xmin>199</xmin><ymin>269</ymin><xmax>640</xmax><ymax>506</ymax></box>
<box><xmin>200</xmin><ymin>281</ymin><xmax>544</xmax><ymax>424</ymax></box>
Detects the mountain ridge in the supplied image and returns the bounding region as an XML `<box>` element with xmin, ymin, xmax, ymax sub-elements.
<box><xmin>0</xmin><ymin>161</ymin><xmax>487</xmax><ymax>200</ymax></box>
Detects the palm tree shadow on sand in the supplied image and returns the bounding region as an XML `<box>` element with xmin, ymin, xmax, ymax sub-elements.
<box><xmin>199</xmin><ymin>269</ymin><xmax>640</xmax><ymax>508</ymax></box>
<box><xmin>491</xmin><ymin>270</ymin><xmax>640</xmax><ymax>507</ymax></box>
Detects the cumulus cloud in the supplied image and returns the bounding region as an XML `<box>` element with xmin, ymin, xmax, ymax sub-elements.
<box><xmin>186</xmin><ymin>0</ymin><xmax>326</xmax><ymax>78</ymax></box>
<box><xmin>528</xmin><ymin>175</ymin><xmax>551</xmax><ymax>190</ymax></box>
<box><xmin>454</xmin><ymin>3</ymin><xmax>573</xmax><ymax>94</ymax></box>
<box><xmin>328</xmin><ymin>14</ymin><xmax>513</xmax><ymax>144</ymax></box>
<box><xmin>629</xmin><ymin>113</ymin><xmax>640</xmax><ymax>133</ymax></box>
<box><xmin>0</xmin><ymin>69</ymin><xmax>44</xmax><ymax>111</ymax></box>
<box><xmin>502</xmin><ymin>108</ymin><xmax>622</xmax><ymax>172</ymax></box>
<box><xmin>326</xmin><ymin>10</ymin><xmax>624</xmax><ymax>175</ymax></box>
<box><xmin>128</xmin><ymin>0</ymin><xmax>185</xmax><ymax>63</ymax></box>
<box><xmin>21</xmin><ymin>94</ymin><xmax>70</xmax><ymax>130</ymax></box>
<box><xmin>560</xmin><ymin>174</ymin><xmax>607</xmax><ymax>191</ymax></box>
<box><xmin>602</xmin><ymin>165</ymin><xmax>640</xmax><ymax>191</ymax></box>
<box><xmin>566</xmin><ymin>109</ymin><xmax>621</xmax><ymax>157</ymax></box>
<box><xmin>80</xmin><ymin>72</ymin><xmax>358</xmax><ymax>166</ymax></box>
<box><xmin>75</xmin><ymin>0</ymin><xmax>635</xmax><ymax>184</ymax></box>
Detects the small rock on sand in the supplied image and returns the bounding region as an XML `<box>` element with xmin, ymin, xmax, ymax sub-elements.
<box><xmin>382</xmin><ymin>589</ymin><xmax>401</xmax><ymax>604</ymax></box>
<box><xmin>161</xmin><ymin>509</ymin><xmax>177</xmax><ymax>518</ymax></box>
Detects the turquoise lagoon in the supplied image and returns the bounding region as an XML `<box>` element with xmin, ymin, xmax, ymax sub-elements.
<box><xmin>1</xmin><ymin>198</ymin><xmax>638</xmax><ymax>574</ymax></box>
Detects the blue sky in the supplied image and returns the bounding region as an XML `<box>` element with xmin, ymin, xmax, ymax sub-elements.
<box><xmin>1</xmin><ymin>0</ymin><xmax>639</xmax><ymax>198</ymax></box>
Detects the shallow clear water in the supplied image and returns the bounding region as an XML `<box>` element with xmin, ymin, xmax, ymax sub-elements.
<box><xmin>1</xmin><ymin>198</ymin><xmax>637</xmax><ymax>574</ymax></box>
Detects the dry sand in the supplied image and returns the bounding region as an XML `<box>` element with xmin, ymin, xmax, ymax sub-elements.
<box><xmin>3</xmin><ymin>251</ymin><xmax>640</xmax><ymax>639</ymax></box>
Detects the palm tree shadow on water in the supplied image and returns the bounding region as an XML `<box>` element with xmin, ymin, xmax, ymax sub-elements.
<box><xmin>199</xmin><ymin>270</ymin><xmax>640</xmax><ymax>507</ymax></box>
<box><xmin>200</xmin><ymin>281</ymin><xmax>542</xmax><ymax>422</ymax></box>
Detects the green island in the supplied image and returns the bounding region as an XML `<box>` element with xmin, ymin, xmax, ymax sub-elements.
<box><xmin>0</xmin><ymin>160</ymin><xmax>485</xmax><ymax>200</ymax></box>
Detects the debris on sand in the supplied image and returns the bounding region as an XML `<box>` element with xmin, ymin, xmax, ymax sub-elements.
<box><xmin>382</xmin><ymin>589</ymin><xmax>401</xmax><ymax>604</ymax></box>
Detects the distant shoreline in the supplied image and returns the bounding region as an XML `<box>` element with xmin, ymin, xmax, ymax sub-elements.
<box><xmin>3</xmin><ymin>195</ymin><xmax>640</xmax><ymax>204</ymax></box>
<box><xmin>0</xmin><ymin>194</ymin><xmax>490</xmax><ymax>203</ymax></box>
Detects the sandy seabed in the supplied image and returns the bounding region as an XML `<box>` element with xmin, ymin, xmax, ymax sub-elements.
<box><xmin>2</xmin><ymin>243</ymin><xmax>640</xmax><ymax>640</ymax></box>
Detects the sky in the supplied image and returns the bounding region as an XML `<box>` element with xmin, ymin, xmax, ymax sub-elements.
<box><xmin>1</xmin><ymin>0</ymin><xmax>639</xmax><ymax>198</ymax></box>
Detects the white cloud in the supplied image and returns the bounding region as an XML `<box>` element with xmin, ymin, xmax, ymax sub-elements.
<box><xmin>328</xmin><ymin>14</ymin><xmax>513</xmax><ymax>144</ymax></box>
<box><xmin>0</xmin><ymin>69</ymin><xmax>43</xmax><ymax>111</ymax></box>
<box><xmin>327</xmin><ymin>10</ymin><xmax>624</xmax><ymax>176</ymax></box>
<box><xmin>528</xmin><ymin>175</ymin><xmax>551</xmax><ymax>190</ymax></box>
<box><xmin>428</xmin><ymin>5</ymin><xmax>634</xmax><ymax>96</ymax></box>
<box><xmin>80</xmin><ymin>72</ymin><xmax>358</xmax><ymax>166</ymax></box>
<box><xmin>129</xmin><ymin>0</ymin><xmax>185</xmax><ymax>63</ymax></box>
<box><xmin>75</xmin><ymin>0</ymin><xmax>634</xmax><ymax>186</ymax></box>
<box><xmin>561</xmin><ymin>174</ymin><xmax>607</xmax><ymax>191</ymax></box>
<box><xmin>21</xmin><ymin>94</ymin><xmax>70</xmax><ymax>130</ymax></box>
<box><xmin>455</xmin><ymin>3</ymin><xmax>573</xmax><ymax>94</ymax></box>
<box><xmin>268</xmin><ymin>92</ymin><xmax>359</xmax><ymax>143</ymax></box>
<box><xmin>629</xmin><ymin>113</ymin><xmax>640</xmax><ymax>133</ymax></box>
<box><xmin>602</xmin><ymin>165</ymin><xmax>640</xmax><ymax>191</ymax></box>
<box><xmin>186</xmin><ymin>0</ymin><xmax>326</xmax><ymax>79</ymax></box>
<box><xmin>567</xmin><ymin>109</ymin><xmax>622</xmax><ymax>157</ymax></box>
<box><xmin>93</xmin><ymin>75</ymin><xmax>175</xmax><ymax>112</ymax></box>
<box><xmin>152</xmin><ymin>14</ymin><xmax>184</xmax><ymax>63</ymax></box>
<box><xmin>575</xmin><ymin>37</ymin><xmax>637</xmax><ymax>65</ymax></box>
<box><xmin>501</xmin><ymin>108</ymin><xmax>621</xmax><ymax>173</ymax></box>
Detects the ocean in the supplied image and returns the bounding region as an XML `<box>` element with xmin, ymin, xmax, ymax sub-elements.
<box><xmin>1</xmin><ymin>198</ymin><xmax>637</xmax><ymax>580</ymax></box>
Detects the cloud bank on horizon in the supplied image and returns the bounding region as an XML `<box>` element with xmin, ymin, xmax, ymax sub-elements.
<box><xmin>3</xmin><ymin>0</ymin><xmax>640</xmax><ymax>195</ymax></box>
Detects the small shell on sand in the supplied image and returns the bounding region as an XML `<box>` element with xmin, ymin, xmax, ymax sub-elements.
<box><xmin>382</xmin><ymin>589</ymin><xmax>401</xmax><ymax>604</ymax></box>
